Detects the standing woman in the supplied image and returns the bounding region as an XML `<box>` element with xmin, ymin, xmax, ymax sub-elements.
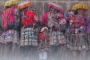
<box><xmin>2</xmin><ymin>0</ymin><xmax>19</xmax><ymax>57</ymax></box>
<box><xmin>41</xmin><ymin>3</ymin><xmax>67</xmax><ymax>60</ymax></box>
<box><xmin>41</xmin><ymin>4</ymin><xmax>59</xmax><ymax>59</ymax></box>
<box><xmin>8</xmin><ymin>0</ymin><xmax>19</xmax><ymax>30</ymax></box>
<box><xmin>71</xmin><ymin>3</ymin><xmax>89</xmax><ymax>60</ymax></box>
<box><xmin>66</xmin><ymin>10</ymin><xmax>80</xmax><ymax>60</ymax></box>
<box><xmin>17</xmin><ymin>1</ymin><xmax>38</xmax><ymax>58</ymax></box>
<box><xmin>2</xmin><ymin>1</ymin><xmax>12</xmax><ymax>57</ymax></box>
<box><xmin>9</xmin><ymin>0</ymin><xmax>19</xmax><ymax>57</ymax></box>
<box><xmin>2</xmin><ymin>1</ymin><xmax>11</xmax><ymax>31</ymax></box>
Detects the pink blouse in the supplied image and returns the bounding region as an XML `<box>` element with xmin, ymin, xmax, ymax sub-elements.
<box><xmin>8</xmin><ymin>7</ymin><xmax>16</xmax><ymax>25</ymax></box>
<box><xmin>2</xmin><ymin>8</ymin><xmax>10</xmax><ymax>29</ymax></box>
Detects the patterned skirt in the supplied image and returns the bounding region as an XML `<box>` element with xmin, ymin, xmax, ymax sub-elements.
<box><xmin>66</xmin><ymin>33</ymin><xmax>88</xmax><ymax>50</ymax></box>
<box><xmin>20</xmin><ymin>27</ymin><xmax>38</xmax><ymax>46</ymax></box>
<box><xmin>0</xmin><ymin>33</ymin><xmax>5</xmax><ymax>44</ymax></box>
<box><xmin>3</xmin><ymin>30</ymin><xmax>18</xmax><ymax>44</ymax></box>
<box><xmin>49</xmin><ymin>31</ymin><xmax>66</xmax><ymax>46</ymax></box>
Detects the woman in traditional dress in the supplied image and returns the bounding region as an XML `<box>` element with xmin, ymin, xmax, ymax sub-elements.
<box><xmin>2</xmin><ymin>1</ymin><xmax>11</xmax><ymax>57</ymax></box>
<box><xmin>7</xmin><ymin>0</ymin><xmax>19</xmax><ymax>30</ymax></box>
<box><xmin>3</xmin><ymin>0</ymin><xmax>19</xmax><ymax>44</ymax></box>
<box><xmin>2</xmin><ymin>0</ymin><xmax>19</xmax><ymax>57</ymax></box>
<box><xmin>41</xmin><ymin>3</ymin><xmax>67</xmax><ymax>60</ymax></box>
<box><xmin>66</xmin><ymin>3</ymin><xmax>89</xmax><ymax>60</ymax></box>
<box><xmin>2</xmin><ymin>1</ymin><xmax>11</xmax><ymax>31</ymax></box>
<box><xmin>18</xmin><ymin>1</ymin><xmax>38</xmax><ymax>58</ymax></box>
<box><xmin>1</xmin><ymin>1</ymin><xmax>10</xmax><ymax>57</ymax></box>
<box><xmin>0</xmin><ymin>1</ymin><xmax>10</xmax><ymax>55</ymax></box>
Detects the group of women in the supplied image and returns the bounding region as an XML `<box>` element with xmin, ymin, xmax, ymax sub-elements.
<box><xmin>1</xmin><ymin>0</ymin><xmax>90</xmax><ymax>60</ymax></box>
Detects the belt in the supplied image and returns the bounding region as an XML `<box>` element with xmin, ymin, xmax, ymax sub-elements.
<box><xmin>24</xmin><ymin>26</ymin><xmax>33</xmax><ymax>28</ymax></box>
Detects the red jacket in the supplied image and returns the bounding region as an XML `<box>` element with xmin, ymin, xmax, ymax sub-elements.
<box><xmin>2</xmin><ymin>8</ymin><xmax>10</xmax><ymax>30</ymax></box>
<box><xmin>39</xmin><ymin>33</ymin><xmax>50</xmax><ymax>43</ymax></box>
<box><xmin>22</xmin><ymin>10</ymin><xmax>37</xmax><ymax>27</ymax></box>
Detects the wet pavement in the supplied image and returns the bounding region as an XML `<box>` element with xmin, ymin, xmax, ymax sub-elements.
<box><xmin>0</xmin><ymin>45</ymin><xmax>90</xmax><ymax>60</ymax></box>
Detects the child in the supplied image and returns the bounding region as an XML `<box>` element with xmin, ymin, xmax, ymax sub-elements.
<box><xmin>39</xmin><ymin>27</ymin><xmax>50</xmax><ymax>50</ymax></box>
<box><xmin>39</xmin><ymin>27</ymin><xmax>49</xmax><ymax>60</ymax></box>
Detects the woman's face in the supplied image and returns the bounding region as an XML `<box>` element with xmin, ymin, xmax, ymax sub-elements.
<box><xmin>43</xmin><ymin>30</ymin><xmax>48</xmax><ymax>34</ymax></box>
<box><xmin>11</xmin><ymin>5</ymin><xmax>16</xmax><ymax>8</ymax></box>
<box><xmin>69</xmin><ymin>14</ymin><xmax>73</xmax><ymax>19</ymax></box>
<box><xmin>77</xmin><ymin>9</ymin><xmax>85</xmax><ymax>15</ymax></box>
<box><xmin>69</xmin><ymin>14</ymin><xmax>76</xmax><ymax>20</ymax></box>
<box><xmin>50</xmin><ymin>8</ymin><xmax>56</xmax><ymax>13</ymax></box>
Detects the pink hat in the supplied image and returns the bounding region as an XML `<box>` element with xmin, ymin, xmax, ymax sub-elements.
<box><xmin>48</xmin><ymin>3</ymin><xmax>55</xmax><ymax>8</ymax></box>
<box><xmin>48</xmin><ymin>3</ymin><xmax>63</xmax><ymax>12</ymax></box>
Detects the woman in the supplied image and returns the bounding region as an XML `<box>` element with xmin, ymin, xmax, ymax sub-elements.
<box><xmin>41</xmin><ymin>3</ymin><xmax>67</xmax><ymax>60</ymax></box>
<box><xmin>2</xmin><ymin>1</ymin><xmax>11</xmax><ymax>30</ymax></box>
<box><xmin>67</xmin><ymin>3</ymin><xmax>89</xmax><ymax>60</ymax></box>
<box><xmin>2</xmin><ymin>1</ymin><xmax>12</xmax><ymax>57</ymax></box>
<box><xmin>18</xmin><ymin>1</ymin><xmax>38</xmax><ymax>58</ymax></box>
<box><xmin>2</xmin><ymin>0</ymin><xmax>19</xmax><ymax>58</ymax></box>
<box><xmin>8</xmin><ymin>1</ymin><xmax>19</xmax><ymax>30</ymax></box>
